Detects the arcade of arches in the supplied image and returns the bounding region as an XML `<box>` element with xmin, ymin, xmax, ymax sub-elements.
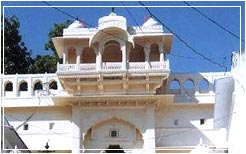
<box><xmin>65</xmin><ymin>41</ymin><xmax>163</xmax><ymax>65</ymax></box>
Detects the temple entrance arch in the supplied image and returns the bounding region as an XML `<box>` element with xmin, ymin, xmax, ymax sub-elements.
<box><xmin>105</xmin><ymin>145</ymin><xmax>125</xmax><ymax>153</ymax></box>
<box><xmin>83</xmin><ymin>117</ymin><xmax>143</xmax><ymax>153</ymax></box>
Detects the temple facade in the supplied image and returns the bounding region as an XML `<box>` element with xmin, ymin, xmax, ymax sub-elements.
<box><xmin>2</xmin><ymin>10</ymin><xmax>244</xmax><ymax>153</ymax></box>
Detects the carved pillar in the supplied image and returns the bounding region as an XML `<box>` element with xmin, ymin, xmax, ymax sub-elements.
<box><xmin>126</xmin><ymin>44</ymin><xmax>131</xmax><ymax>69</ymax></box>
<box><xmin>159</xmin><ymin>43</ymin><xmax>165</xmax><ymax>69</ymax></box>
<box><xmin>159</xmin><ymin>43</ymin><xmax>165</xmax><ymax>62</ymax></box>
<box><xmin>96</xmin><ymin>43</ymin><xmax>102</xmax><ymax>71</ymax></box>
<box><xmin>121</xmin><ymin>41</ymin><xmax>127</xmax><ymax>70</ymax></box>
<box><xmin>76</xmin><ymin>48</ymin><xmax>82</xmax><ymax>64</ymax></box>
<box><xmin>72</xmin><ymin>104</ymin><xmax>81</xmax><ymax>153</ymax></box>
<box><xmin>144</xmin><ymin>43</ymin><xmax>151</xmax><ymax>69</ymax></box>
<box><xmin>63</xmin><ymin>50</ymin><xmax>68</xmax><ymax>64</ymax></box>
<box><xmin>76</xmin><ymin>45</ymin><xmax>83</xmax><ymax>70</ymax></box>
<box><xmin>63</xmin><ymin>43</ymin><xmax>69</xmax><ymax>64</ymax></box>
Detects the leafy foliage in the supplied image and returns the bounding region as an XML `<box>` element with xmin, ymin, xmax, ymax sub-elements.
<box><xmin>2</xmin><ymin>15</ymin><xmax>71</xmax><ymax>74</ymax></box>
<box><xmin>28</xmin><ymin>55</ymin><xmax>58</xmax><ymax>73</ymax></box>
<box><xmin>1</xmin><ymin>16</ymin><xmax>33</xmax><ymax>74</ymax></box>
<box><xmin>45</xmin><ymin>20</ymin><xmax>71</xmax><ymax>58</ymax></box>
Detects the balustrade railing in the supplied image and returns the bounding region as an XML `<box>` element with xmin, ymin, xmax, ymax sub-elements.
<box><xmin>58</xmin><ymin>64</ymin><xmax>76</xmax><ymax>72</ymax></box>
<box><xmin>102</xmin><ymin>62</ymin><xmax>122</xmax><ymax>70</ymax></box>
<box><xmin>79</xmin><ymin>63</ymin><xmax>96</xmax><ymax>71</ymax></box>
<box><xmin>129</xmin><ymin>62</ymin><xmax>145</xmax><ymax>70</ymax></box>
<box><xmin>57</xmin><ymin>61</ymin><xmax>168</xmax><ymax>73</ymax></box>
<box><xmin>150</xmin><ymin>61</ymin><xmax>166</xmax><ymax>69</ymax></box>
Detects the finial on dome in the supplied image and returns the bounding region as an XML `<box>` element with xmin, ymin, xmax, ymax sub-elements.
<box><xmin>109</xmin><ymin>7</ymin><xmax>117</xmax><ymax>16</ymax></box>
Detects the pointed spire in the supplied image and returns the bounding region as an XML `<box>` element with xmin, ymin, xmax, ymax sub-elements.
<box><xmin>144</xmin><ymin>15</ymin><xmax>150</xmax><ymax>22</ymax></box>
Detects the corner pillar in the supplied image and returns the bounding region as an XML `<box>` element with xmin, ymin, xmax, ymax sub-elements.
<box><xmin>143</xmin><ymin>103</ymin><xmax>155</xmax><ymax>153</ymax></box>
<box><xmin>159</xmin><ymin>43</ymin><xmax>165</xmax><ymax>61</ymax></box>
<box><xmin>159</xmin><ymin>43</ymin><xmax>166</xmax><ymax>69</ymax></box>
<box><xmin>63</xmin><ymin>46</ymin><xmax>68</xmax><ymax>64</ymax></box>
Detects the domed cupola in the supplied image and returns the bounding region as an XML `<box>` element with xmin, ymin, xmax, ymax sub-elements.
<box><xmin>98</xmin><ymin>8</ymin><xmax>127</xmax><ymax>31</ymax></box>
<box><xmin>68</xmin><ymin>20</ymin><xmax>84</xmax><ymax>29</ymax></box>
<box><xmin>142</xmin><ymin>17</ymin><xmax>161</xmax><ymax>27</ymax></box>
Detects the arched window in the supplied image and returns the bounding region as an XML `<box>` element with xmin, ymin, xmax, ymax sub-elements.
<box><xmin>34</xmin><ymin>81</ymin><xmax>43</xmax><ymax>91</ymax></box>
<box><xmin>67</xmin><ymin>47</ymin><xmax>76</xmax><ymax>64</ymax></box>
<box><xmin>82</xmin><ymin>47</ymin><xmax>96</xmax><ymax>63</ymax></box>
<box><xmin>102</xmin><ymin>40</ymin><xmax>121</xmax><ymax>62</ymax></box>
<box><xmin>129</xmin><ymin>44</ymin><xmax>145</xmax><ymax>62</ymax></box>
<box><xmin>150</xmin><ymin>43</ymin><xmax>159</xmax><ymax>61</ymax></box>
<box><xmin>5</xmin><ymin>82</ymin><xmax>13</xmax><ymax>91</ymax></box>
<box><xmin>199</xmin><ymin>79</ymin><xmax>209</xmax><ymax>93</ymax></box>
<box><xmin>49</xmin><ymin>81</ymin><xmax>58</xmax><ymax>90</ymax></box>
<box><xmin>19</xmin><ymin>81</ymin><xmax>28</xmax><ymax>91</ymax></box>
<box><xmin>169</xmin><ymin>79</ymin><xmax>181</xmax><ymax>94</ymax></box>
<box><xmin>184</xmin><ymin>79</ymin><xmax>195</xmax><ymax>94</ymax></box>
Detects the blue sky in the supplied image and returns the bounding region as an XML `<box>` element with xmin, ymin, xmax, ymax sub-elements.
<box><xmin>2</xmin><ymin>1</ymin><xmax>245</xmax><ymax>73</ymax></box>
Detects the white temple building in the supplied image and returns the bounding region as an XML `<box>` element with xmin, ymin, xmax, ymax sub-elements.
<box><xmin>1</xmin><ymin>10</ymin><xmax>245</xmax><ymax>153</ymax></box>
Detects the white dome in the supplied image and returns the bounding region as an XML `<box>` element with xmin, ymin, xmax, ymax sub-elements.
<box><xmin>98</xmin><ymin>11</ymin><xmax>127</xmax><ymax>30</ymax></box>
<box><xmin>142</xmin><ymin>17</ymin><xmax>161</xmax><ymax>26</ymax></box>
<box><xmin>68</xmin><ymin>20</ymin><xmax>84</xmax><ymax>29</ymax></box>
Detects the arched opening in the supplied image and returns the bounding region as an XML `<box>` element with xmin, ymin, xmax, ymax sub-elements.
<box><xmin>49</xmin><ymin>81</ymin><xmax>58</xmax><ymax>90</ymax></box>
<box><xmin>5</xmin><ymin>82</ymin><xmax>13</xmax><ymax>91</ymax></box>
<box><xmin>150</xmin><ymin>43</ymin><xmax>159</xmax><ymax>61</ymax></box>
<box><xmin>184</xmin><ymin>79</ymin><xmax>195</xmax><ymax>94</ymax></box>
<box><xmin>129</xmin><ymin>44</ymin><xmax>145</xmax><ymax>62</ymax></box>
<box><xmin>83</xmin><ymin>117</ymin><xmax>143</xmax><ymax>153</ymax></box>
<box><xmin>102</xmin><ymin>40</ymin><xmax>121</xmax><ymax>62</ymax></box>
<box><xmin>34</xmin><ymin>81</ymin><xmax>43</xmax><ymax>91</ymax></box>
<box><xmin>18</xmin><ymin>81</ymin><xmax>28</xmax><ymax>97</ymax></box>
<box><xmin>169</xmin><ymin>79</ymin><xmax>181</xmax><ymax>94</ymax></box>
<box><xmin>105</xmin><ymin>145</ymin><xmax>125</xmax><ymax>153</ymax></box>
<box><xmin>82</xmin><ymin>47</ymin><xmax>96</xmax><ymax>63</ymax></box>
<box><xmin>19</xmin><ymin>81</ymin><xmax>28</xmax><ymax>91</ymax></box>
<box><xmin>67</xmin><ymin>47</ymin><xmax>76</xmax><ymax>64</ymax></box>
<box><xmin>33</xmin><ymin>81</ymin><xmax>43</xmax><ymax>96</ymax></box>
<box><xmin>199</xmin><ymin>78</ymin><xmax>209</xmax><ymax>93</ymax></box>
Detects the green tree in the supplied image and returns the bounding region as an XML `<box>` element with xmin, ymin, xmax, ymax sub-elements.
<box><xmin>45</xmin><ymin>20</ymin><xmax>71</xmax><ymax>58</ymax></box>
<box><xmin>29</xmin><ymin>20</ymin><xmax>71</xmax><ymax>73</ymax></box>
<box><xmin>1</xmin><ymin>15</ymin><xmax>33</xmax><ymax>74</ymax></box>
<box><xmin>28</xmin><ymin>55</ymin><xmax>58</xmax><ymax>73</ymax></box>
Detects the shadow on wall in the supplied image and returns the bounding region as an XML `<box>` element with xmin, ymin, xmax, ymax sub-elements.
<box><xmin>155</xmin><ymin>127</ymin><xmax>213</xmax><ymax>147</ymax></box>
<box><xmin>214</xmin><ymin>77</ymin><xmax>234</xmax><ymax>141</ymax></box>
<box><xmin>155</xmin><ymin>106</ymin><xmax>214</xmax><ymax>148</ymax></box>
